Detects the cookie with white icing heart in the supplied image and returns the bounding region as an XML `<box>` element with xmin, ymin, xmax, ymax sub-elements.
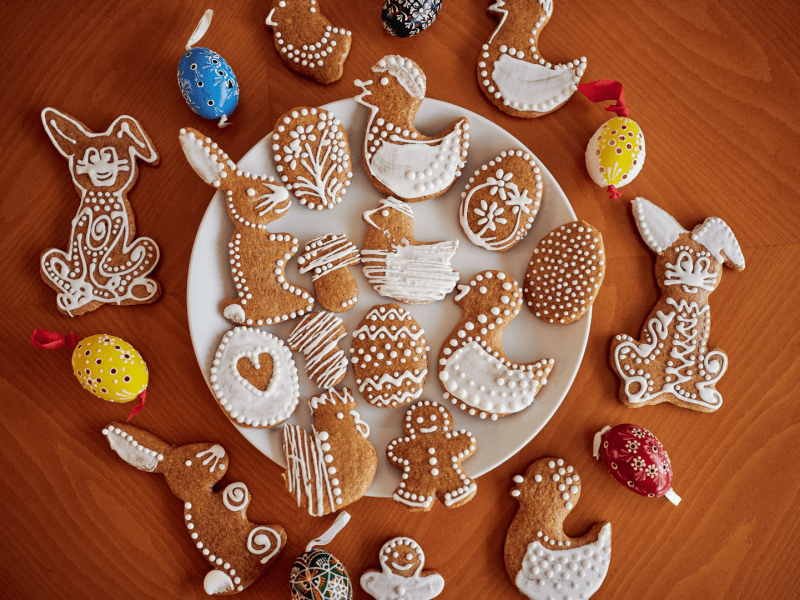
<box><xmin>287</xmin><ymin>312</ymin><xmax>348</xmax><ymax>390</ymax></box>
<box><xmin>297</xmin><ymin>233</ymin><xmax>361</xmax><ymax>312</ymax></box>
<box><xmin>361</xmin><ymin>537</ymin><xmax>445</xmax><ymax>600</ymax></box>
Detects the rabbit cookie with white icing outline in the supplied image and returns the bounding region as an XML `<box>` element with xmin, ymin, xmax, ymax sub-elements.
<box><xmin>179</xmin><ymin>127</ymin><xmax>314</xmax><ymax>326</ymax></box>
<box><xmin>506</xmin><ymin>457</ymin><xmax>611</xmax><ymax>599</ymax></box>
<box><xmin>438</xmin><ymin>270</ymin><xmax>554</xmax><ymax>420</ymax></box>
<box><xmin>610</xmin><ymin>198</ymin><xmax>745</xmax><ymax>412</ymax></box>
<box><xmin>355</xmin><ymin>55</ymin><xmax>469</xmax><ymax>202</ymax></box>
<box><xmin>361</xmin><ymin>537</ymin><xmax>445</xmax><ymax>600</ymax></box>
<box><xmin>102</xmin><ymin>423</ymin><xmax>286</xmax><ymax>595</ymax></box>
<box><xmin>297</xmin><ymin>233</ymin><xmax>361</xmax><ymax>312</ymax></box>
<box><xmin>479</xmin><ymin>0</ymin><xmax>586</xmax><ymax>117</ymax></box>
<box><xmin>288</xmin><ymin>312</ymin><xmax>349</xmax><ymax>390</ymax></box>
<box><xmin>40</xmin><ymin>108</ymin><xmax>161</xmax><ymax>317</ymax></box>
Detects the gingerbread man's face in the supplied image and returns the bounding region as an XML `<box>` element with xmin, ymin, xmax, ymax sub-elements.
<box><xmin>379</xmin><ymin>537</ymin><xmax>424</xmax><ymax>576</ymax></box>
<box><xmin>403</xmin><ymin>401</ymin><xmax>452</xmax><ymax>436</ymax></box>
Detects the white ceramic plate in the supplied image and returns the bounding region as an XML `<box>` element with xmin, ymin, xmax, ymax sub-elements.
<box><xmin>187</xmin><ymin>98</ymin><xmax>589</xmax><ymax>497</ymax></box>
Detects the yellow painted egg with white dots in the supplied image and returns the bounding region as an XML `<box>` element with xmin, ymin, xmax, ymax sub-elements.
<box><xmin>585</xmin><ymin>116</ymin><xmax>646</xmax><ymax>188</ymax></box>
<box><xmin>71</xmin><ymin>335</ymin><xmax>148</xmax><ymax>403</ymax></box>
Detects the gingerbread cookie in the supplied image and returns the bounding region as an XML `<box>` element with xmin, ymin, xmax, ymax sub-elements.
<box><xmin>282</xmin><ymin>388</ymin><xmax>377</xmax><ymax>516</ymax></box>
<box><xmin>610</xmin><ymin>198</ymin><xmax>745</xmax><ymax>412</ymax></box>
<box><xmin>287</xmin><ymin>312</ymin><xmax>348</xmax><ymax>390</ymax></box>
<box><xmin>505</xmin><ymin>458</ymin><xmax>611</xmax><ymax>600</ymax></box>
<box><xmin>361</xmin><ymin>537</ymin><xmax>445</xmax><ymax>600</ymax></box>
<box><xmin>355</xmin><ymin>55</ymin><xmax>469</xmax><ymax>201</ymax></box>
<box><xmin>350</xmin><ymin>304</ymin><xmax>428</xmax><ymax>408</ymax></box>
<box><xmin>459</xmin><ymin>150</ymin><xmax>543</xmax><ymax>252</ymax></box>
<box><xmin>478</xmin><ymin>0</ymin><xmax>586</xmax><ymax>117</ymax></box>
<box><xmin>273</xmin><ymin>107</ymin><xmax>353</xmax><ymax>210</ymax></box>
<box><xmin>523</xmin><ymin>221</ymin><xmax>605</xmax><ymax>324</ymax></box>
<box><xmin>210</xmin><ymin>327</ymin><xmax>300</xmax><ymax>428</ymax></box>
<box><xmin>40</xmin><ymin>108</ymin><xmax>161</xmax><ymax>317</ymax></box>
<box><xmin>180</xmin><ymin>127</ymin><xmax>314</xmax><ymax>325</ymax></box>
<box><xmin>103</xmin><ymin>423</ymin><xmax>286</xmax><ymax>595</ymax></box>
<box><xmin>438</xmin><ymin>270</ymin><xmax>553</xmax><ymax>420</ymax></box>
<box><xmin>265</xmin><ymin>0</ymin><xmax>352</xmax><ymax>85</ymax></box>
<box><xmin>297</xmin><ymin>233</ymin><xmax>360</xmax><ymax>312</ymax></box>
<box><xmin>386</xmin><ymin>400</ymin><xmax>477</xmax><ymax>511</ymax></box>
<box><xmin>362</xmin><ymin>197</ymin><xmax>459</xmax><ymax>304</ymax></box>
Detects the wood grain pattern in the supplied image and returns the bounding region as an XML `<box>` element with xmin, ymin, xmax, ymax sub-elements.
<box><xmin>1</xmin><ymin>0</ymin><xmax>799</xmax><ymax>598</ymax></box>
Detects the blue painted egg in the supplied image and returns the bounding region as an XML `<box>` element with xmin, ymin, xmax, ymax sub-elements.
<box><xmin>177</xmin><ymin>47</ymin><xmax>239</xmax><ymax>122</ymax></box>
<box><xmin>382</xmin><ymin>0</ymin><xmax>442</xmax><ymax>38</ymax></box>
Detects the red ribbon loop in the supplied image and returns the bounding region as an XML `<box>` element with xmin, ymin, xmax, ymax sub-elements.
<box><xmin>578</xmin><ymin>80</ymin><xmax>631</xmax><ymax>118</ymax></box>
<box><xmin>607</xmin><ymin>185</ymin><xmax>623</xmax><ymax>200</ymax></box>
<box><xmin>31</xmin><ymin>329</ymin><xmax>79</xmax><ymax>350</ymax></box>
<box><xmin>126</xmin><ymin>390</ymin><xmax>146</xmax><ymax>421</ymax></box>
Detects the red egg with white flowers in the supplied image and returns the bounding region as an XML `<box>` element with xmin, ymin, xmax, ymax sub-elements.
<box><xmin>593</xmin><ymin>424</ymin><xmax>681</xmax><ymax>505</ymax></box>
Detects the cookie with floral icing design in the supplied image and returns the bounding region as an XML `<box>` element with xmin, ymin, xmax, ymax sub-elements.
<box><xmin>523</xmin><ymin>221</ymin><xmax>605</xmax><ymax>324</ymax></box>
<box><xmin>438</xmin><ymin>270</ymin><xmax>554</xmax><ymax>420</ymax></box>
<box><xmin>459</xmin><ymin>150</ymin><xmax>543</xmax><ymax>252</ymax></box>
<box><xmin>298</xmin><ymin>233</ymin><xmax>360</xmax><ymax>312</ymax></box>
<box><xmin>265</xmin><ymin>0</ymin><xmax>352</xmax><ymax>85</ymax></box>
<box><xmin>210</xmin><ymin>327</ymin><xmax>300</xmax><ymax>428</ymax></box>
<box><xmin>361</xmin><ymin>537</ymin><xmax>445</xmax><ymax>600</ymax></box>
<box><xmin>362</xmin><ymin>197</ymin><xmax>459</xmax><ymax>304</ymax></box>
<box><xmin>479</xmin><ymin>0</ymin><xmax>586</xmax><ymax>118</ymax></box>
<box><xmin>506</xmin><ymin>457</ymin><xmax>611</xmax><ymax>599</ymax></box>
<box><xmin>180</xmin><ymin>127</ymin><xmax>314</xmax><ymax>325</ymax></box>
<box><xmin>610</xmin><ymin>198</ymin><xmax>745</xmax><ymax>412</ymax></box>
<box><xmin>102</xmin><ymin>422</ymin><xmax>286</xmax><ymax>595</ymax></box>
<box><xmin>355</xmin><ymin>55</ymin><xmax>469</xmax><ymax>202</ymax></box>
<box><xmin>350</xmin><ymin>304</ymin><xmax>429</xmax><ymax>408</ymax></box>
<box><xmin>282</xmin><ymin>388</ymin><xmax>377</xmax><ymax>516</ymax></box>
<box><xmin>386</xmin><ymin>400</ymin><xmax>477</xmax><ymax>511</ymax></box>
<box><xmin>272</xmin><ymin>107</ymin><xmax>353</xmax><ymax>210</ymax></box>
<box><xmin>40</xmin><ymin>108</ymin><xmax>161</xmax><ymax>317</ymax></box>
<box><xmin>288</xmin><ymin>312</ymin><xmax>348</xmax><ymax>390</ymax></box>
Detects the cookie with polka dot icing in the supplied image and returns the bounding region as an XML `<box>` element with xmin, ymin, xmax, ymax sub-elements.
<box><xmin>350</xmin><ymin>303</ymin><xmax>429</xmax><ymax>408</ymax></box>
<box><xmin>438</xmin><ymin>270</ymin><xmax>554</xmax><ymax>420</ymax></box>
<box><xmin>459</xmin><ymin>150</ymin><xmax>543</xmax><ymax>252</ymax></box>
<box><xmin>180</xmin><ymin>127</ymin><xmax>314</xmax><ymax>326</ymax></box>
<box><xmin>505</xmin><ymin>457</ymin><xmax>611</xmax><ymax>600</ymax></box>
<box><xmin>355</xmin><ymin>55</ymin><xmax>469</xmax><ymax>202</ymax></box>
<box><xmin>288</xmin><ymin>312</ymin><xmax>349</xmax><ymax>390</ymax></box>
<box><xmin>523</xmin><ymin>220</ymin><xmax>605</xmax><ymax>324</ymax></box>
<box><xmin>282</xmin><ymin>388</ymin><xmax>377</xmax><ymax>516</ymax></box>
<box><xmin>265</xmin><ymin>0</ymin><xmax>352</xmax><ymax>84</ymax></box>
<box><xmin>297</xmin><ymin>233</ymin><xmax>361</xmax><ymax>312</ymax></box>
<box><xmin>272</xmin><ymin>107</ymin><xmax>353</xmax><ymax>210</ymax></box>
<box><xmin>360</xmin><ymin>537</ymin><xmax>445</xmax><ymax>600</ymax></box>
<box><xmin>102</xmin><ymin>422</ymin><xmax>287</xmax><ymax>595</ymax></box>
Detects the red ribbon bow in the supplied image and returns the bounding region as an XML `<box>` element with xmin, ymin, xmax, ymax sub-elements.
<box><xmin>578</xmin><ymin>79</ymin><xmax>631</xmax><ymax>118</ymax></box>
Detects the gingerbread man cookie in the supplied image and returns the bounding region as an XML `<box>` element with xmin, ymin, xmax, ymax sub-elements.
<box><xmin>180</xmin><ymin>127</ymin><xmax>314</xmax><ymax>325</ymax></box>
<box><xmin>297</xmin><ymin>233</ymin><xmax>361</xmax><ymax>312</ymax></box>
<box><xmin>361</xmin><ymin>537</ymin><xmax>445</xmax><ymax>600</ymax></box>
<box><xmin>386</xmin><ymin>400</ymin><xmax>477</xmax><ymax>511</ymax></box>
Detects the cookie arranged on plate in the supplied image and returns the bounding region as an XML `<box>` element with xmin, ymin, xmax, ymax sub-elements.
<box><xmin>287</xmin><ymin>312</ymin><xmax>349</xmax><ymax>390</ymax></box>
<box><xmin>297</xmin><ymin>233</ymin><xmax>361</xmax><ymax>312</ymax></box>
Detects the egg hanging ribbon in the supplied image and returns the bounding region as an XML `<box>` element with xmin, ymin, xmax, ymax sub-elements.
<box><xmin>578</xmin><ymin>79</ymin><xmax>646</xmax><ymax>200</ymax></box>
<box><xmin>31</xmin><ymin>329</ymin><xmax>148</xmax><ymax>421</ymax></box>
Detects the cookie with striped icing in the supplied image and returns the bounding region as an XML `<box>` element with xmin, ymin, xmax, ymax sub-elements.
<box><xmin>287</xmin><ymin>312</ymin><xmax>348</xmax><ymax>389</ymax></box>
<box><xmin>297</xmin><ymin>233</ymin><xmax>360</xmax><ymax>312</ymax></box>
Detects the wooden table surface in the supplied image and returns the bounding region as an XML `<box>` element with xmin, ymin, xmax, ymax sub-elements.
<box><xmin>2</xmin><ymin>0</ymin><xmax>799</xmax><ymax>598</ymax></box>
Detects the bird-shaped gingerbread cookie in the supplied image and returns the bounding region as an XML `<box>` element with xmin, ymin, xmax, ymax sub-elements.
<box><xmin>386</xmin><ymin>400</ymin><xmax>477</xmax><ymax>511</ymax></box>
<box><xmin>360</xmin><ymin>537</ymin><xmax>445</xmax><ymax>600</ymax></box>
<box><xmin>438</xmin><ymin>270</ymin><xmax>554</xmax><ymax>420</ymax></box>
<box><xmin>355</xmin><ymin>55</ymin><xmax>469</xmax><ymax>202</ymax></box>
<box><xmin>479</xmin><ymin>0</ymin><xmax>586</xmax><ymax>117</ymax></box>
<box><xmin>265</xmin><ymin>0</ymin><xmax>352</xmax><ymax>84</ymax></box>
<box><xmin>506</xmin><ymin>458</ymin><xmax>611</xmax><ymax>600</ymax></box>
<box><xmin>180</xmin><ymin>127</ymin><xmax>314</xmax><ymax>325</ymax></box>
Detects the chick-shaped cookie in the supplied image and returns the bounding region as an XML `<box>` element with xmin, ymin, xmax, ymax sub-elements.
<box><xmin>386</xmin><ymin>400</ymin><xmax>477</xmax><ymax>511</ymax></box>
<box><xmin>505</xmin><ymin>458</ymin><xmax>611</xmax><ymax>600</ymax></box>
<box><xmin>361</xmin><ymin>537</ymin><xmax>445</xmax><ymax>600</ymax></box>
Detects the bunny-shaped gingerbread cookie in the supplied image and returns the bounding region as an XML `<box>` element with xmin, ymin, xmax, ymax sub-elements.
<box><xmin>180</xmin><ymin>128</ymin><xmax>314</xmax><ymax>326</ymax></box>
<box><xmin>102</xmin><ymin>423</ymin><xmax>286</xmax><ymax>595</ymax></box>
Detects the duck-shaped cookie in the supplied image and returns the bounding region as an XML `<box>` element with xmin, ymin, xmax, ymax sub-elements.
<box><xmin>438</xmin><ymin>270</ymin><xmax>553</xmax><ymax>420</ymax></box>
<box><xmin>479</xmin><ymin>0</ymin><xmax>586</xmax><ymax>117</ymax></box>
<box><xmin>361</xmin><ymin>537</ymin><xmax>445</xmax><ymax>600</ymax></box>
<box><xmin>506</xmin><ymin>458</ymin><xmax>611</xmax><ymax>600</ymax></box>
<box><xmin>265</xmin><ymin>0</ymin><xmax>352</xmax><ymax>84</ymax></box>
<box><xmin>355</xmin><ymin>55</ymin><xmax>469</xmax><ymax>202</ymax></box>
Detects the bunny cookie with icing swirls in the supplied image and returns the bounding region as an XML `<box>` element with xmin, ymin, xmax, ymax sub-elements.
<box><xmin>361</xmin><ymin>537</ymin><xmax>445</xmax><ymax>600</ymax></box>
<box><xmin>102</xmin><ymin>423</ymin><xmax>286</xmax><ymax>595</ymax></box>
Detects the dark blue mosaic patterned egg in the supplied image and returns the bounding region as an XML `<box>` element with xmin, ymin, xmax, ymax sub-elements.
<box><xmin>177</xmin><ymin>47</ymin><xmax>239</xmax><ymax>122</ymax></box>
<box><xmin>382</xmin><ymin>0</ymin><xmax>442</xmax><ymax>38</ymax></box>
<box><xmin>290</xmin><ymin>548</ymin><xmax>352</xmax><ymax>600</ymax></box>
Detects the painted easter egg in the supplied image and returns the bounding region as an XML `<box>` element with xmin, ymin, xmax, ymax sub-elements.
<box><xmin>350</xmin><ymin>304</ymin><xmax>428</xmax><ymax>408</ymax></box>
<box><xmin>178</xmin><ymin>47</ymin><xmax>239</xmax><ymax>122</ymax></box>
<box><xmin>71</xmin><ymin>334</ymin><xmax>148</xmax><ymax>403</ymax></box>
<box><xmin>291</xmin><ymin>548</ymin><xmax>353</xmax><ymax>600</ymax></box>
<box><xmin>585</xmin><ymin>116</ymin><xmax>645</xmax><ymax>189</ymax></box>
<box><xmin>594</xmin><ymin>424</ymin><xmax>681</xmax><ymax>505</ymax></box>
<box><xmin>381</xmin><ymin>0</ymin><xmax>442</xmax><ymax>38</ymax></box>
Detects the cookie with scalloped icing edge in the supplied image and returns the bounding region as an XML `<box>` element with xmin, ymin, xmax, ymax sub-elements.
<box><xmin>297</xmin><ymin>233</ymin><xmax>360</xmax><ymax>312</ymax></box>
<box><xmin>287</xmin><ymin>312</ymin><xmax>348</xmax><ymax>390</ymax></box>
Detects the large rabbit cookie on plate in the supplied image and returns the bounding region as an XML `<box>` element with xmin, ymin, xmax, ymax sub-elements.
<box><xmin>102</xmin><ymin>423</ymin><xmax>286</xmax><ymax>595</ymax></box>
